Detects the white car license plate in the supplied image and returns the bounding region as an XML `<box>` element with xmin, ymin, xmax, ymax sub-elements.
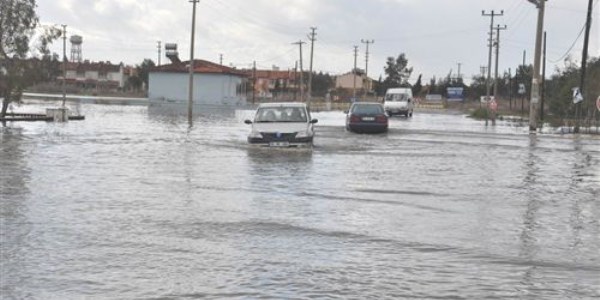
<box><xmin>269</xmin><ymin>141</ymin><xmax>290</xmax><ymax>147</ymax></box>
<box><xmin>362</xmin><ymin>117</ymin><xmax>375</xmax><ymax>121</ymax></box>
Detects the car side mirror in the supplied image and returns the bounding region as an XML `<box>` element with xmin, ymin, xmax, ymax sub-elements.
<box><xmin>244</xmin><ymin>120</ymin><xmax>252</xmax><ymax>124</ymax></box>
<box><xmin>310</xmin><ymin>119</ymin><xmax>318</xmax><ymax>124</ymax></box>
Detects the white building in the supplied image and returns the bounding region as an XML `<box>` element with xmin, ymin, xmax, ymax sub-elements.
<box><xmin>148</xmin><ymin>60</ymin><xmax>247</xmax><ymax>106</ymax></box>
<box><xmin>62</xmin><ymin>61</ymin><xmax>126</xmax><ymax>89</ymax></box>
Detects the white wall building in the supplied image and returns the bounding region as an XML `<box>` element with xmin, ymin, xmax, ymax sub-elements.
<box><xmin>149</xmin><ymin>60</ymin><xmax>247</xmax><ymax>106</ymax></box>
<box><xmin>62</xmin><ymin>61</ymin><xmax>126</xmax><ymax>89</ymax></box>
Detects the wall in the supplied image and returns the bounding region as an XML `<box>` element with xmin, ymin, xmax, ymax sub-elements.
<box><xmin>148</xmin><ymin>72</ymin><xmax>247</xmax><ymax>105</ymax></box>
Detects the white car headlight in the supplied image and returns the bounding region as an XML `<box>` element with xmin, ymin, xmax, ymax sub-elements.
<box><xmin>295</xmin><ymin>130</ymin><xmax>311</xmax><ymax>138</ymax></box>
<box><xmin>249</xmin><ymin>131</ymin><xmax>262</xmax><ymax>138</ymax></box>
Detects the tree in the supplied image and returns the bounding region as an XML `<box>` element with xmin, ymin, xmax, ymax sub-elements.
<box><xmin>1</xmin><ymin>0</ymin><xmax>39</xmax><ymax>117</ymax></box>
<box><xmin>311</xmin><ymin>71</ymin><xmax>334</xmax><ymax>97</ymax></box>
<box><xmin>137</xmin><ymin>59</ymin><xmax>155</xmax><ymax>90</ymax></box>
<box><xmin>412</xmin><ymin>74</ymin><xmax>422</xmax><ymax>97</ymax></box>
<box><xmin>383</xmin><ymin>53</ymin><xmax>413</xmax><ymax>91</ymax></box>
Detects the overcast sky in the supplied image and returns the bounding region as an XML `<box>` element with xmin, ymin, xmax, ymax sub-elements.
<box><xmin>39</xmin><ymin>0</ymin><xmax>600</xmax><ymax>83</ymax></box>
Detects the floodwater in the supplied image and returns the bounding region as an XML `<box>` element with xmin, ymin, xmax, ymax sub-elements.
<box><xmin>1</xmin><ymin>102</ymin><xmax>599</xmax><ymax>299</ymax></box>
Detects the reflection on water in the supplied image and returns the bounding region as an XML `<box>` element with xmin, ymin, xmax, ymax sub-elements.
<box><xmin>1</xmin><ymin>103</ymin><xmax>599</xmax><ymax>299</ymax></box>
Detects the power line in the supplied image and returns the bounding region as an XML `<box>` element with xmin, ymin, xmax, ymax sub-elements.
<box><xmin>549</xmin><ymin>0</ymin><xmax>599</xmax><ymax>63</ymax></box>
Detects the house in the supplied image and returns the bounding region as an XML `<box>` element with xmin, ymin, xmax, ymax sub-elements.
<box><xmin>148</xmin><ymin>59</ymin><xmax>247</xmax><ymax>106</ymax></box>
<box><xmin>60</xmin><ymin>60</ymin><xmax>127</xmax><ymax>90</ymax></box>
<box><xmin>242</xmin><ymin>67</ymin><xmax>300</xmax><ymax>100</ymax></box>
<box><xmin>335</xmin><ymin>69</ymin><xmax>373</xmax><ymax>93</ymax></box>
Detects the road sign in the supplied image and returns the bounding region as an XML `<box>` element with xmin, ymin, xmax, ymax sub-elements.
<box><xmin>572</xmin><ymin>87</ymin><xmax>583</xmax><ymax>104</ymax></box>
<box><xmin>597</xmin><ymin>96</ymin><xmax>600</xmax><ymax>112</ymax></box>
<box><xmin>518</xmin><ymin>83</ymin><xmax>526</xmax><ymax>95</ymax></box>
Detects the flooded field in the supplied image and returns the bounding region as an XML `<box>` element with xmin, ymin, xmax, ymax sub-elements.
<box><xmin>1</xmin><ymin>103</ymin><xmax>599</xmax><ymax>299</ymax></box>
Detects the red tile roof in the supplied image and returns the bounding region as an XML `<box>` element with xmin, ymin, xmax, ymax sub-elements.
<box><xmin>152</xmin><ymin>60</ymin><xmax>246</xmax><ymax>76</ymax></box>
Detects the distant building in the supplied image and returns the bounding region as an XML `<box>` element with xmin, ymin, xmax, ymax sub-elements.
<box><xmin>148</xmin><ymin>59</ymin><xmax>247</xmax><ymax>106</ymax></box>
<box><xmin>242</xmin><ymin>67</ymin><xmax>300</xmax><ymax>99</ymax></box>
<box><xmin>335</xmin><ymin>69</ymin><xmax>373</xmax><ymax>92</ymax></box>
<box><xmin>60</xmin><ymin>60</ymin><xmax>127</xmax><ymax>90</ymax></box>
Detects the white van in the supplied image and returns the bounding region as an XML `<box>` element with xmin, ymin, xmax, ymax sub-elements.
<box><xmin>384</xmin><ymin>88</ymin><xmax>414</xmax><ymax>117</ymax></box>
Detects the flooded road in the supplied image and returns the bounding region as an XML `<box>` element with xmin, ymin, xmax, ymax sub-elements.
<box><xmin>1</xmin><ymin>103</ymin><xmax>599</xmax><ymax>299</ymax></box>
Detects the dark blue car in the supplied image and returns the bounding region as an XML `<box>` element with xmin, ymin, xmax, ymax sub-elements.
<box><xmin>345</xmin><ymin>102</ymin><xmax>388</xmax><ymax>133</ymax></box>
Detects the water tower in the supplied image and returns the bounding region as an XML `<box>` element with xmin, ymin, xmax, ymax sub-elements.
<box><xmin>165</xmin><ymin>43</ymin><xmax>180</xmax><ymax>64</ymax></box>
<box><xmin>70</xmin><ymin>35</ymin><xmax>83</xmax><ymax>63</ymax></box>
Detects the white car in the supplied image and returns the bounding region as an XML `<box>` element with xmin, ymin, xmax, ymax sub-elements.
<box><xmin>244</xmin><ymin>103</ymin><xmax>318</xmax><ymax>147</ymax></box>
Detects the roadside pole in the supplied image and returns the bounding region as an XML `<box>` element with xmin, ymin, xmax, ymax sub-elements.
<box><xmin>482</xmin><ymin>10</ymin><xmax>503</xmax><ymax>126</ymax></box>
<box><xmin>292</xmin><ymin>41</ymin><xmax>306</xmax><ymax>102</ymax></box>
<box><xmin>493</xmin><ymin>24</ymin><xmax>507</xmax><ymax>125</ymax></box>
<box><xmin>541</xmin><ymin>31</ymin><xmax>547</xmax><ymax>123</ymax></box>
<box><xmin>188</xmin><ymin>0</ymin><xmax>199</xmax><ymax>127</ymax></box>
<box><xmin>528</xmin><ymin>0</ymin><xmax>545</xmax><ymax>133</ymax></box>
<box><xmin>361</xmin><ymin>39</ymin><xmax>374</xmax><ymax>98</ymax></box>
<box><xmin>575</xmin><ymin>0</ymin><xmax>595</xmax><ymax>133</ymax></box>
<box><xmin>62</xmin><ymin>24</ymin><xmax>67</xmax><ymax>107</ymax></box>
<box><xmin>307</xmin><ymin>27</ymin><xmax>316</xmax><ymax>107</ymax></box>
<box><xmin>352</xmin><ymin>45</ymin><xmax>358</xmax><ymax>101</ymax></box>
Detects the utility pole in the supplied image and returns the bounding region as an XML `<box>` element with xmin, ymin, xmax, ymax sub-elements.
<box><xmin>188</xmin><ymin>0</ymin><xmax>199</xmax><ymax>127</ymax></box>
<box><xmin>480</xmin><ymin>66</ymin><xmax>487</xmax><ymax>77</ymax></box>
<box><xmin>527</xmin><ymin>0</ymin><xmax>545</xmax><ymax>132</ymax></box>
<box><xmin>541</xmin><ymin>31</ymin><xmax>547</xmax><ymax>122</ymax></box>
<box><xmin>482</xmin><ymin>10</ymin><xmax>503</xmax><ymax>125</ymax></box>
<box><xmin>292</xmin><ymin>41</ymin><xmax>306</xmax><ymax>102</ymax></box>
<box><xmin>521</xmin><ymin>50</ymin><xmax>526</xmax><ymax>116</ymax></box>
<box><xmin>252</xmin><ymin>61</ymin><xmax>256</xmax><ymax>104</ymax></box>
<box><xmin>509</xmin><ymin>68</ymin><xmax>513</xmax><ymax>110</ymax></box>
<box><xmin>575</xmin><ymin>0</ymin><xmax>595</xmax><ymax>133</ymax></box>
<box><xmin>61</xmin><ymin>24</ymin><xmax>67</xmax><ymax>107</ymax></box>
<box><xmin>219</xmin><ymin>53</ymin><xmax>223</xmax><ymax>65</ymax></box>
<box><xmin>493</xmin><ymin>24</ymin><xmax>507</xmax><ymax>99</ymax></box>
<box><xmin>361</xmin><ymin>39</ymin><xmax>374</xmax><ymax>97</ymax></box>
<box><xmin>353</xmin><ymin>45</ymin><xmax>359</xmax><ymax>100</ymax></box>
<box><xmin>457</xmin><ymin>62</ymin><xmax>462</xmax><ymax>80</ymax></box>
<box><xmin>307</xmin><ymin>27</ymin><xmax>317</xmax><ymax>106</ymax></box>
<box><xmin>294</xmin><ymin>61</ymin><xmax>298</xmax><ymax>101</ymax></box>
<box><xmin>157</xmin><ymin>41</ymin><xmax>161</xmax><ymax>66</ymax></box>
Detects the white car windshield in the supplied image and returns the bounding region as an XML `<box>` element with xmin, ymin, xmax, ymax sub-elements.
<box><xmin>385</xmin><ymin>93</ymin><xmax>410</xmax><ymax>101</ymax></box>
<box><xmin>255</xmin><ymin>107</ymin><xmax>308</xmax><ymax>123</ymax></box>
